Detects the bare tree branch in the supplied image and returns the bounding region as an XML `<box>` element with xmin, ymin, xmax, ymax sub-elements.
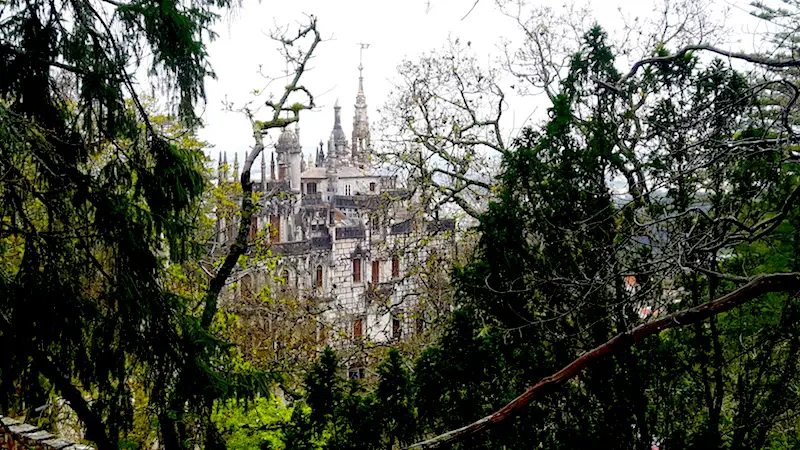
<box><xmin>406</xmin><ymin>273</ymin><xmax>800</xmax><ymax>449</ymax></box>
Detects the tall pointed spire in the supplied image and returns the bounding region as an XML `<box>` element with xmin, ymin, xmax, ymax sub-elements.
<box><xmin>352</xmin><ymin>43</ymin><xmax>371</xmax><ymax>167</ymax></box>
<box><xmin>223</xmin><ymin>152</ymin><xmax>229</xmax><ymax>182</ymax></box>
<box><xmin>334</xmin><ymin>99</ymin><xmax>342</xmax><ymax>126</ymax></box>
<box><xmin>217</xmin><ymin>151</ymin><xmax>223</xmax><ymax>184</ymax></box>
<box><xmin>316</xmin><ymin>141</ymin><xmax>325</xmax><ymax>167</ymax></box>
<box><xmin>270</xmin><ymin>152</ymin><xmax>276</xmax><ymax>181</ymax></box>
<box><xmin>331</xmin><ymin>100</ymin><xmax>348</xmax><ymax>164</ymax></box>
<box><xmin>233</xmin><ymin>152</ymin><xmax>239</xmax><ymax>180</ymax></box>
<box><xmin>261</xmin><ymin>150</ymin><xmax>267</xmax><ymax>190</ymax></box>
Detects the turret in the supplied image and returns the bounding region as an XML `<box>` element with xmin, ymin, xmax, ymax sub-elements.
<box><xmin>332</xmin><ymin>99</ymin><xmax>349</xmax><ymax>165</ymax></box>
<box><xmin>260</xmin><ymin>150</ymin><xmax>267</xmax><ymax>191</ymax></box>
<box><xmin>326</xmin><ymin>132</ymin><xmax>338</xmax><ymax>201</ymax></box>
<box><xmin>276</xmin><ymin>127</ymin><xmax>299</xmax><ymax>182</ymax></box>
<box><xmin>290</xmin><ymin>124</ymin><xmax>301</xmax><ymax>192</ymax></box>
<box><xmin>233</xmin><ymin>152</ymin><xmax>239</xmax><ymax>180</ymax></box>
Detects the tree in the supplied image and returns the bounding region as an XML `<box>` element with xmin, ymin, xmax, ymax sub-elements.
<box><xmin>378</xmin><ymin>38</ymin><xmax>508</xmax><ymax>220</ymax></box>
<box><xmin>374</xmin><ymin>348</ymin><xmax>416</xmax><ymax>447</ymax></box>
<box><xmin>0</xmin><ymin>0</ymin><xmax>322</xmax><ymax>446</ymax></box>
<box><xmin>405</xmin><ymin>6</ymin><xmax>800</xmax><ymax>448</ymax></box>
<box><xmin>284</xmin><ymin>347</ymin><xmax>417</xmax><ymax>450</ymax></box>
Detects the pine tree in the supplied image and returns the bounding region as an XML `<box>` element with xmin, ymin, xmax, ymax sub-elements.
<box><xmin>0</xmin><ymin>0</ymin><xmax>275</xmax><ymax>447</ymax></box>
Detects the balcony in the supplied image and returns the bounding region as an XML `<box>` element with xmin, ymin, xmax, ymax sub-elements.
<box><xmin>334</xmin><ymin>195</ymin><xmax>379</xmax><ymax>209</ymax></box>
<box><xmin>336</xmin><ymin>226</ymin><xmax>366</xmax><ymax>240</ymax></box>
<box><xmin>427</xmin><ymin>219</ymin><xmax>456</xmax><ymax>233</ymax></box>
<box><xmin>270</xmin><ymin>240</ymin><xmax>310</xmax><ymax>256</ymax></box>
<box><xmin>302</xmin><ymin>192</ymin><xmax>325</xmax><ymax>206</ymax></box>
<box><xmin>311</xmin><ymin>234</ymin><xmax>332</xmax><ymax>249</ymax></box>
<box><xmin>389</xmin><ymin>220</ymin><xmax>412</xmax><ymax>235</ymax></box>
<box><xmin>259</xmin><ymin>180</ymin><xmax>290</xmax><ymax>193</ymax></box>
<box><xmin>269</xmin><ymin>232</ymin><xmax>332</xmax><ymax>254</ymax></box>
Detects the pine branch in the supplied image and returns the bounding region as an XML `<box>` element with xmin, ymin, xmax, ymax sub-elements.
<box><xmin>405</xmin><ymin>272</ymin><xmax>800</xmax><ymax>449</ymax></box>
<box><xmin>34</xmin><ymin>355</ymin><xmax>116</xmax><ymax>450</ymax></box>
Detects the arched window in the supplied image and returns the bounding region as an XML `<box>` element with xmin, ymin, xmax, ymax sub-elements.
<box><xmin>392</xmin><ymin>256</ymin><xmax>400</xmax><ymax>278</ymax></box>
<box><xmin>280</xmin><ymin>270</ymin><xmax>289</xmax><ymax>285</ymax></box>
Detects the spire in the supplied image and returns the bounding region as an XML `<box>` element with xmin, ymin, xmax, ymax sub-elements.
<box><xmin>233</xmin><ymin>152</ymin><xmax>239</xmax><ymax>180</ymax></box>
<box><xmin>357</xmin><ymin>42</ymin><xmax>370</xmax><ymax>81</ymax></box>
<box><xmin>333</xmin><ymin>99</ymin><xmax>342</xmax><ymax>131</ymax></box>
<box><xmin>217</xmin><ymin>151</ymin><xmax>223</xmax><ymax>184</ymax></box>
<box><xmin>326</xmin><ymin>136</ymin><xmax>338</xmax><ymax>196</ymax></box>
<box><xmin>261</xmin><ymin>150</ymin><xmax>267</xmax><ymax>190</ymax></box>
<box><xmin>356</xmin><ymin>42</ymin><xmax>369</xmax><ymax>99</ymax></box>
<box><xmin>270</xmin><ymin>152</ymin><xmax>276</xmax><ymax>181</ymax></box>
<box><xmin>316</xmin><ymin>141</ymin><xmax>325</xmax><ymax>167</ymax></box>
<box><xmin>309</xmin><ymin>152</ymin><xmax>314</xmax><ymax>169</ymax></box>
<box><xmin>352</xmin><ymin>43</ymin><xmax>371</xmax><ymax>167</ymax></box>
<box><xmin>223</xmin><ymin>152</ymin><xmax>229</xmax><ymax>182</ymax></box>
<box><xmin>331</xmin><ymin>100</ymin><xmax>348</xmax><ymax>164</ymax></box>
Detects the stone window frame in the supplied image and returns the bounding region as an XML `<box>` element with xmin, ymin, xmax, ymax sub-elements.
<box><xmin>315</xmin><ymin>265</ymin><xmax>324</xmax><ymax>290</ymax></box>
<box><xmin>352</xmin><ymin>258</ymin><xmax>362</xmax><ymax>282</ymax></box>
<box><xmin>372</xmin><ymin>260</ymin><xmax>380</xmax><ymax>283</ymax></box>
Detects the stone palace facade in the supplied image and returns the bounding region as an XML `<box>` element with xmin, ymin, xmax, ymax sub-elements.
<box><xmin>213</xmin><ymin>67</ymin><xmax>454</xmax><ymax>352</ymax></box>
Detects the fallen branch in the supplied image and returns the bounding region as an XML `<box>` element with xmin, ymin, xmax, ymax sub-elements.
<box><xmin>405</xmin><ymin>272</ymin><xmax>800</xmax><ymax>449</ymax></box>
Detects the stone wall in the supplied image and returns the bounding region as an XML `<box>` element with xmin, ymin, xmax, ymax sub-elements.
<box><xmin>0</xmin><ymin>416</ymin><xmax>93</xmax><ymax>450</ymax></box>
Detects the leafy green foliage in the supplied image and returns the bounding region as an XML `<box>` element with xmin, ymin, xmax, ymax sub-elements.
<box><xmin>284</xmin><ymin>347</ymin><xmax>416</xmax><ymax>449</ymax></box>
<box><xmin>402</xmin><ymin>24</ymin><xmax>800</xmax><ymax>450</ymax></box>
<box><xmin>0</xmin><ymin>0</ymin><xmax>244</xmax><ymax>444</ymax></box>
<box><xmin>212</xmin><ymin>397</ymin><xmax>292</xmax><ymax>449</ymax></box>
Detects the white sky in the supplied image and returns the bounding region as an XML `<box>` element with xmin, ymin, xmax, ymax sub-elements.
<box><xmin>197</xmin><ymin>0</ymin><xmax>760</xmax><ymax>166</ymax></box>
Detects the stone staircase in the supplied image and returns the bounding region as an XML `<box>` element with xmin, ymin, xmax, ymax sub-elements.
<box><xmin>0</xmin><ymin>416</ymin><xmax>93</xmax><ymax>450</ymax></box>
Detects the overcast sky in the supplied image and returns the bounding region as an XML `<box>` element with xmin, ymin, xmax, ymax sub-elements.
<box><xmin>197</xmin><ymin>0</ymin><xmax>759</xmax><ymax>166</ymax></box>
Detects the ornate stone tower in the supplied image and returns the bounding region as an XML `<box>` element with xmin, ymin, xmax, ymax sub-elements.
<box><xmin>352</xmin><ymin>43</ymin><xmax>371</xmax><ymax>168</ymax></box>
<box><xmin>290</xmin><ymin>124</ymin><xmax>302</xmax><ymax>192</ymax></box>
<box><xmin>331</xmin><ymin>99</ymin><xmax>349</xmax><ymax>165</ymax></box>
<box><xmin>276</xmin><ymin>127</ymin><xmax>299</xmax><ymax>182</ymax></box>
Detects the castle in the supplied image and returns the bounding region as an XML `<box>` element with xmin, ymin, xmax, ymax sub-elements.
<box><xmin>213</xmin><ymin>63</ymin><xmax>454</xmax><ymax>359</ymax></box>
